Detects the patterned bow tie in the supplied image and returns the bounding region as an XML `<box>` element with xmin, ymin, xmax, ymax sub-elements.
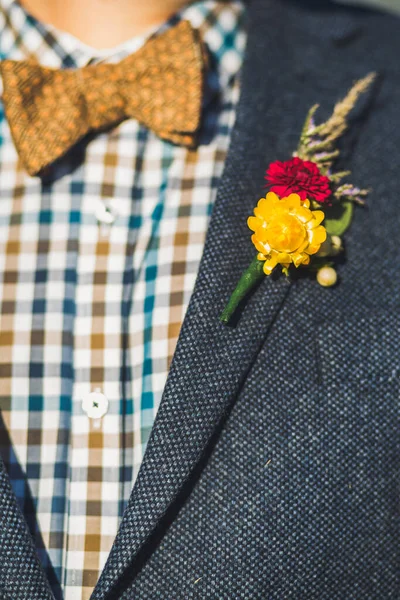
<box><xmin>0</xmin><ymin>20</ymin><xmax>206</xmax><ymax>177</ymax></box>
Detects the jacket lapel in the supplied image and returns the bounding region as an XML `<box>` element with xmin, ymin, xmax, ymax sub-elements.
<box><xmin>92</xmin><ymin>1</ymin><xmax>361</xmax><ymax>598</ymax></box>
<box><xmin>0</xmin><ymin>457</ymin><xmax>54</xmax><ymax>600</ymax></box>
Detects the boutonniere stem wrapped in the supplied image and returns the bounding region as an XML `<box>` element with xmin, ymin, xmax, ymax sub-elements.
<box><xmin>221</xmin><ymin>73</ymin><xmax>376</xmax><ymax>325</ymax></box>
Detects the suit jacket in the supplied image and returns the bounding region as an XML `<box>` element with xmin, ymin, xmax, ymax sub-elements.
<box><xmin>1</xmin><ymin>0</ymin><xmax>399</xmax><ymax>598</ymax></box>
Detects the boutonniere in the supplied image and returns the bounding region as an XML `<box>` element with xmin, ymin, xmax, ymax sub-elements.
<box><xmin>221</xmin><ymin>73</ymin><xmax>376</xmax><ymax>325</ymax></box>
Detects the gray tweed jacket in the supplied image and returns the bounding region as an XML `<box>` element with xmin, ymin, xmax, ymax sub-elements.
<box><xmin>1</xmin><ymin>0</ymin><xmax>399</xmax><ymax>598</ymax></box>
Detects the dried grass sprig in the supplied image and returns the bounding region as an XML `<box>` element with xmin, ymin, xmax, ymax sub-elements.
<box><xmin>297</xmin><ymin>72</ymin><xmax>376</xmax><ymax>171</ymax></box>
<box><xmin>317</xmin><ymin>72</ymin><xmax>376</xmax><ymax>141</ymax></box>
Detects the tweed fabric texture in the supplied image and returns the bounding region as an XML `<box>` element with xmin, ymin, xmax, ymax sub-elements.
<box><xmin>1</xmin><ymin>0</ymin><xmax>400</xmax><ymax>599</ymax></box>
<box><xmin>91</xmin><ymin>1</ymin><xmax>400</xmax><ymax>599</ymax></box>
<box><xmin>0</xmin><ymin>456</ymin><xmax>54</xmax><ymax>600</ymax></box>
<box><xmin>0</xmin><ymin>20</ymin><xmax>206</xmax><ymax>176</ymax></box>
<box><xmin>0</xmin><ymin>0</ymin><xmax>246</xmax><ymax>599</ymax></box>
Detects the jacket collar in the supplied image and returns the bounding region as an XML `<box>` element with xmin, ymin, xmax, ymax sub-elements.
<box><xmin>91</xmin><ymin>1</ymin><xmax>363</xmax><ymax>598</ymax></box>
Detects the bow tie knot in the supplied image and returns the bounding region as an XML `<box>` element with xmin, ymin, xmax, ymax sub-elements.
<box><xmin>78</xmin><ymin>65</ymin><xmax>126</xmax><ymax>129</ymax></box>
<box><xmin>0</xmin><ymin>20</ymin><xmax>206</xmax><ymax>176</ymax></box>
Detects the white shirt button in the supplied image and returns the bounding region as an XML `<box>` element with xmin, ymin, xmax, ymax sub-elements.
<box><xmin>95</xmin><ymin>200</ymin><xmax>117</xmax><ymax>224</ymax></box>
<box><xmin>82</xmin><ymin>389</ymin><xmax>109</xmax><ymax>419</ymax></box>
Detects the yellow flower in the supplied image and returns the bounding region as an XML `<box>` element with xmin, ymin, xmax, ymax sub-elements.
<box><xmin>247</xmin><ymin>192</ymin><xmax>327</xmax><ymax>275</ymax></box>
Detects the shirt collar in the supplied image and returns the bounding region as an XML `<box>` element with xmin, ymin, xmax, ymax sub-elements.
<box><xmin>0</xmin><ymin>0</ymin><xmax>246</xmax><ymax>87</ymax></box>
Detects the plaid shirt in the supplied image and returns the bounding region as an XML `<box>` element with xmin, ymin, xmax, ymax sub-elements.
<box><xmin>0</xmin><ymin>1</ymin><xmax>246</xmax><ymax>598</ymax></box>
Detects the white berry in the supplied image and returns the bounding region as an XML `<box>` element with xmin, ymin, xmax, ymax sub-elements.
<box><xmin>331</xmin><ymin>236</ymin><xmax>342</xmax><ymax>251</ymax></box>
<box><xmin>317</xmin><ymin>266</ymin><xmax>337</xmax><ymax>287</ymax></box>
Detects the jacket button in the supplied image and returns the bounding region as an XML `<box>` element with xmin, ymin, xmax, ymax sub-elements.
<box><xmin>82</xmin><ymin>389</ymin><xmax>109</xmax><ymax>419</ymax></box>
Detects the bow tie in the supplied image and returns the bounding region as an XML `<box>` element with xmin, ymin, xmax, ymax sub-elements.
<box><xmin>0</xmin><ymin>20</ymin><xmax>206</xmax><ymax>177</ymax></box>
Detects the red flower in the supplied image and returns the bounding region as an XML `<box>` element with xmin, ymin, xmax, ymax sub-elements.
<box><xmin>265</xmin><ymin>157</ymin><xmax>332</xmax><ymax>203</ymax></box>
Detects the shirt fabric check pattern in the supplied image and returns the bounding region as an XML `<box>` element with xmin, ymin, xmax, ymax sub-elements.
<box><xmin>0</xmin><ymin>1</ymin><xmax>247</xmax><ymax>599</ymax></box>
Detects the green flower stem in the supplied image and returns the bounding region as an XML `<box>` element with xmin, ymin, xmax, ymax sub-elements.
<box><xmin>220</xmin><ymin>256</ymin><xmax>265</xmax><ymax>325</ymax></box>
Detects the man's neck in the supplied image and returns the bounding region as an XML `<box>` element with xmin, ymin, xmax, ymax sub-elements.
<box><xmin>19</xmin><ymin>0</ymin><xmax>190</xmax><ymax>50</ymax></box>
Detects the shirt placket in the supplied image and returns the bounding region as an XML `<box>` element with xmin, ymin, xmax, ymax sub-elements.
<box><xmin>63</xmin><ymin>142</ymin><xmax>129</xmax><ymax>600</ymax></box>
<box><xmin>0</xmin><ymin>3</ymin><xmax>246</xmax><ymax>599</ymax></box>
